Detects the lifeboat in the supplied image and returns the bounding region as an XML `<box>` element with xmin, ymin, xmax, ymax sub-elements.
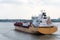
<box><xmin>14</xmin><ymin>11</ymin><xmax>57</xmax><ymax>34</ymax></box>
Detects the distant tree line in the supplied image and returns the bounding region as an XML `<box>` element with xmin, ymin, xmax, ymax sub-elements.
<box><xmin>51</xmin><ymin>18</ymin><xmax>60</xmax><ymax>22</ymax></box>
<box><xmin>0</xmin><ymin>18</ymin><xmax>60</xmax><ymax>22</ymax></box>
<box><xmin>0</xmin><ymin>19</ymin><xmax>32</xmax><ymax>22</ymax></box>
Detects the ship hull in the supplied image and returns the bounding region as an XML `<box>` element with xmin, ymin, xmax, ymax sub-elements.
<box><xmin>14</xmin><ymin>25</ymin><xmax>57</xmax><ymax>35</ymax></box>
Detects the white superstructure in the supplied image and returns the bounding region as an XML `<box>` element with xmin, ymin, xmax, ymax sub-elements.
<box><xmin>32</xmin><ymin>11</ymin><xmax>53</xmax><ymax>27</ymax></box>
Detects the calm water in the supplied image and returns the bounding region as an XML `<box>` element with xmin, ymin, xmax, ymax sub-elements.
<box><xmin>0</xmin><ymin>22</ymin><xmax>60</xmax><ymax>40</ymax></box>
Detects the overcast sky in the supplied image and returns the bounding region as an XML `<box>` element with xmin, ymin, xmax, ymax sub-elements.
<box><xmin>0</xmin><ymin>0</ymin><xmax>60</xmax><ymax>19</ymax></box>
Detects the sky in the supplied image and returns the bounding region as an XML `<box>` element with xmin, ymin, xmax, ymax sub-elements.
<box><xmin>0</xmin><ymin>0</ymin><xmax>60</xmax><ymax>19</ymax></box>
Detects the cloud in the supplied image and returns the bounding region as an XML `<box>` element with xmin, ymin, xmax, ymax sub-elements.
<box><xmin>0</xmin><ymin>0</ymin><xmax>43</xmax><ymax>5</ymax></box>
<box><xmin>42</xmin><ymin>0</ymin><xmax>60</xmax><ymax>6</ymax></box>
<box><xmin>0</xmin><ymin>0</ymin><xmax>60</xmax><ymax>19</ymax></box>
<box><xmin>0</xmin><ymin>0</ymin><xmax>22</xmax><ymax>5</ymax></box>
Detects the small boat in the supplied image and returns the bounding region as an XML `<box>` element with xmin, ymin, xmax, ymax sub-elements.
<box><xmin>14</xmin><ymin>11</ymin><xmax>57</xmax><ymax>34</ymax></box>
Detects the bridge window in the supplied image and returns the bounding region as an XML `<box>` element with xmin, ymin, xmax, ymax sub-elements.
<box><xmin>40</xmin><ymin>21</ymin><xmax>42</xmax><ymax>23</ymax></box>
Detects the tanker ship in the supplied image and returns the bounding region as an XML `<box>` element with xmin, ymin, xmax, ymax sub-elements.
<box><xmin>14</xmin><ymin>11</ymin><xmax>57</xmax><ymax>34</ymax></box>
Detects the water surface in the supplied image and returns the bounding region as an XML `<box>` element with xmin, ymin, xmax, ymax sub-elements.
<box><xmin>0</xmin><ymin>22</ymin><xmax>60</xmax><ymax>40</ymax></box>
